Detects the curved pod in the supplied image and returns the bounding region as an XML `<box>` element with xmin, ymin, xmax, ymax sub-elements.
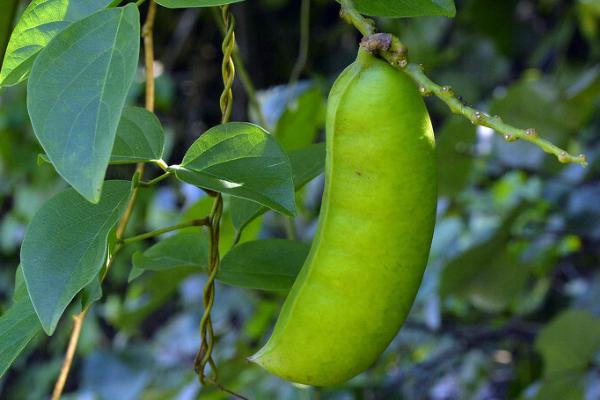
<box><xmin>250</xmin><ymin>49</ymin><xmax>437</xmax><ymax>386</ymax></box>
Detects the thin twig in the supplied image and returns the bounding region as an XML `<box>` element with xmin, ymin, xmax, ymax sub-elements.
<box><xmin>50</xmin><ymin>3</ymin><xmax>158</xmax><ymax>399</ymax></box>
<box><xmin>120</xmin><ymin>218</ymin><xmax>210</xmax><ymax>244</ymax></box>
<box><xmin>288</xmin><ymin>0</ymin><xmax>311</xmax><ymax>87</ymax></box>
<box><xmin>50</xmin><ymin>311</ymin><xmax>87</xmax><ymax>400</ymax></box>
<box><xmin>339</xmin><ymin>0</ymin><xmax>587</xmax><ymax>167</ymax></box>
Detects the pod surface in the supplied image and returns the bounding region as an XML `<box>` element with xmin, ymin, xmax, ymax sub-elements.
<box><xmin>250</xmin><ymin>49</ymin><xmax>437</xmax><ymax>386</ymax></box>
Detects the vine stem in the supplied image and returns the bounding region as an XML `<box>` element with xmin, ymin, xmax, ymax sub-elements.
<box><xmin>288</xmin><ymin>0</ymin><xmax>311</xmax><ymax>87</ymax></box>
<box><xmin>194</xmin><ymin>6</ymin><xmax>247</xmax><ymax>400</ymax></box>
<box><xmin>194</xmin><ymin>4</ymin><xmax>236</xmax><ymax>379</ymax></box>
<box><xmin>340</xmin><ymin>0</ymin><xmax>587</xmax><ymax>167</ymax></box>
<box><xmin>212</xmin><ymin>8</ymin><xmax>269</xmax><ymax>129</ymax></box>
<box><xmin>50</xmin><ymin>3</ymin><xmax>158</xmax><ymax>399</ymax></box>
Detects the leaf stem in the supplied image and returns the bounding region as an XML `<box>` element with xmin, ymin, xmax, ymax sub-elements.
<box><xmin>153</xmin><ymin>158</ymin><xmax>169</xmax><ymax>171</ymax></box>
<box><xmin>339</xmin><ymin>0</ymin><xmax>587</xmax><ymax>167</ymax></box>
<box><xmin>139</xmin><ymin>171</ymin><xmax>173</xmax><ymax>187</ymax></box>
<box><xmin>120</xmin><ymin>218</ymin><xmax>210</xmax><ymax>245</ymax></box>
<box><xmin>51</xmin><ymin>3</ymin><xmax>158</xmax><ymax>399</ymax></box>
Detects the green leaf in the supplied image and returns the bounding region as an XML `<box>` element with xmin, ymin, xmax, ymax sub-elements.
<box><xmin>440</xmin><ymin>205</ymin><xmax>528</xmax><ymax>312</ymax></box>
<box><xmin>20</xmin><ymin>181</ymin><xmax>131</xmax><ymax>334</ymax></box>
<box><xmin>117</xmin><ymin>266</ymin><xmax>197</xmax><ymax>333</ymax></box>
<box><xmin>436</xmin><ymin>116</ymin><xmax>477</xmax><ymax>197</ymax></box>
<box><xmin>535</xmin><ymin>310</ymin><xmax>600</xmax><ymax>376</ymax></box>
<box><xmin>290</xmin><ymin>142</ymin><xmax>326</xmax><ymax>188</ymax></box>
<box><xmin>111</xmin><ymin>107</ymin><xmax>165</xmax><ymax>164</ymax></box>
<box><xmin>275</xmin><ymin>86</ymin><xmax>325</xmax><ymax>152</ymax></box>
<box><xmin>27</xmin><ymin>5</ymin><xmax>140</xmax><ymax>203</ymax></box>
<box><xmin>130</xmin><ymin>231</ymin><xmax>208</xmax><ymax>281</ymax></box>
<box><xmin>80</xmin><ymin>277</ymin><xmax>103</xmax><ymax>311</ymax></box>
<box><xmin>176</xmin><ymin>122</ymin><xmax>296</xmax><ymax>216</ymax></box>
<box><xmin>338</xmin><ymin>0</ymin><xmax>456</xmax><ymax>18</ymax></box>
<box><xmin>155</xmin><ymin>0</ymin><xmax>244</xmax><ymax>8</ymax></box>
<box><xmin>0</xmin><ymin>267</ymin><xmax>42</xmax><ymax>378</ymax></box>
<box><xmin>231</xmin><ymin>143</ymin><xmax>325</xmax><ymax>232</ymax></box>
<box><xmin>534</xmin><ymin>372</ymin><xmax>585</xmax><ymax>400</ymax></box>
<box><xmin>0</xmin><ymin>0</ymin><xmax>113</xmax><ymax>87</ymax></box>
<box><xmin>218</xmin><ymin>239</ymin><xmax>310</xmax><ymax>291</ymax></box>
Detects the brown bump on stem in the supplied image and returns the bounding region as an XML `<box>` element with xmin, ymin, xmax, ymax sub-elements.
<box><xmin>360</xmin><ymin>33</ymin><xmax>392</xmax><ymax>53</ymax></box>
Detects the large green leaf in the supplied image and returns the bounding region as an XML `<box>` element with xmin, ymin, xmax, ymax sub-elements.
<box><xmin>20</xmin><ymin>181</ymin><xmax>131</xmax><ymax>334</ymax></box>
<box><xmin>27</xmin><ymin>5</ymin><xmax>140</xmax><ymax>203</ymax></box>
<box><xmin>0</xmin><ymin>267</ymin><xmax>42</xmax><ymax>378</ymax></box>
<box><xmin>535</xmin><ymin>310</ymin><xmax>600</xmax><ymax>376</ymax></box>
<box><xmin>218</xmin><ymin>239</ymin><xmax>310</xmax><ymax>291</ymax></box>
<box><xmin>0</xmin><ymin>0</ymin><xmax>112</xmax><ymax>87</ymax></box>
<box><xmin>231</xmin><ymin>143</ymin><xmax>325</xmax><ymax>232</ymax></box>
<box><xmin>338</xmin><ymin>0</ymin><xmax>456</xmax><ymax>18</ymax></box>
<box><xmin>176</xmin><ymin>122</ymin><xmax>296</xmax><ymax>216</ymax></box>
<box><xmin>155</xmin><ymin>0</ymin><xmax>244</xmax><ymax>8</ymax></box>
<box><xmin>111</xmin><ymin>107</ymin><xmax>165</xmax><ymax>164</ymax></box>
<box><xmin>130</xmin><ymin>231</ymin><xmax>208</xmax><ymax>281</ymax></box>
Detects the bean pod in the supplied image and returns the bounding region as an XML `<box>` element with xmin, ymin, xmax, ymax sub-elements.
<box><xmin>250</xmin><ymin>48</ymin><xmax>437</xmax><ymax>386</ymax></box>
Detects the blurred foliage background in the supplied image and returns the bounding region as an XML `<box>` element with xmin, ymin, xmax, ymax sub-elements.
<box><xmin>1</xmin><ymin>0</ymin><xmax>600</xmax><ymax>399</ymax></box>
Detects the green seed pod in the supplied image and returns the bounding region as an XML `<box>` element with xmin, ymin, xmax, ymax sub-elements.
<box><xmin>250</xmin><ymin>48</ymin><xmax>437</xmax><ymax>386</ymax></box>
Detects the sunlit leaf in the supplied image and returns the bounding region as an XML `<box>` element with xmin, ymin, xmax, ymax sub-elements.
<box><xmin>0</xmin><ymin>0</ymin><xmax>112</xmax><ymax>87</ymax></box>
<box><xmin>231</xmin><ymin>143</ymin><xmax>325</xmax><ymax>231</ymax></box>
<box><xmin>176</xmin><ymin>122</ymin><xmax>296</xmax><ymax>216</ymax></box>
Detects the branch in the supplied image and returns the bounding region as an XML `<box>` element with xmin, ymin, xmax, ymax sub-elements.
<box><xmin>340</xmin><ymin>0</ymin><xmax>587</xmax><ymax>167</ymax></box>
<box><xmin>379</xmin><ymin>320</ymin><xmax>537</xmax><ymax>395</ymax></box>
<box><xmin>51</xmin><ymin>2</ymin><xmax>158</xmax><ymax>399</ymax></box>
